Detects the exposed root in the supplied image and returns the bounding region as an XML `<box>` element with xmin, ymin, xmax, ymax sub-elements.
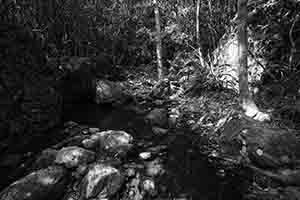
<box><xmin>242</xmin><ymin>100</ymin><xmax>270</xmax><ymax>122</ymax></box>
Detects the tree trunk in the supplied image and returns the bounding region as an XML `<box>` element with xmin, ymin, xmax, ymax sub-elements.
<box><xmin>237</xmin><ymin>0</ymin><xmax>269</xmax><ymax>121</ymax></box>
<box><xmin>195</xmin><ymin>0</ymin><xmax>205</xmax><ymax>68</ymax></box>
<box><xmin>153</xmin><ymin>0</ymin><xmax>164</xmax><ymax>80</ymax></box>
<box><xmin>196</xmin><ymin>0</ymin><xmax>200</xmax><ymax>44</ymax></box>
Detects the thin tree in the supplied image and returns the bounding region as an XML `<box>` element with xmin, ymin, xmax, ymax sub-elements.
<box><xmin>196</xmin><ymin>0</ymin><xmax>201</xmax><ymax>44</ymax></box>
<box><xmin>153</xmin><ymin>0</ymin><xmax>164</xmax><ymax>80</ymax></box>
<box><xmin>237</xmin><ymin>0</ymin><xmax>269</xmax><ymax>121</ymax></box>
<box><xmin>195</xmin><ymin>0</ymin><xmax>206</xmax><ymax>68</ymax></box>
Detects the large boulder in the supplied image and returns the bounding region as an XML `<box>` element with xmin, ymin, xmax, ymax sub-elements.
<box><xmin>79</xmin><ymin>164</ymin><xmax>124</xmax><ymax>199</ymax></box>
<box><xmin>0</xmin><ymin>166</ymin><xmax>69</xmax><ymax>200</ymax></box>
<box><xmin>219</xmin><ymin>116</ymin><xmax>300</xmax><ymax>169</ymax></box>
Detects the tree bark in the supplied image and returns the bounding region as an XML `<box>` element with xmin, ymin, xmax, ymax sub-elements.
<box><xmin>153</xmin><ymin>0</ymin><xmax>164</xmax><ymax>80</ymax></box>
<box><xmin>196</xmin><ymin>0</ymin><xmax>200</xmax><ymax>44</ymax></box>
<box><xmin>237</xmin><ymin>0</ymin><xmax>250</xmax><ymax>105</ymax></box>
<box><xmin>237</xmin><ymin>0</ymin><xmax>269</xmax><ymax>121</ymax></box>
<box><xmin>195</xmin><ymin>0</ymin><xmax>205</xmax><ymax>68</ymax></box>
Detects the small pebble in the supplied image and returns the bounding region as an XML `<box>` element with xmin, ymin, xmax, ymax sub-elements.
<box><xmin>139</xmin><ymin>152</ymin><xmax>152</xmax><ymax>160</ymax></box>
<box><xmin>256</xmin><ymin>149</ymin><xmax>263</xmax><ymax>156</ymax></box>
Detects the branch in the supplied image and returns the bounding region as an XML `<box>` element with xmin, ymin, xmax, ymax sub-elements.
<box><xmin>289</xmin><ymin>14</ymin><xmax>299</xmax><ymax>66</ymax></box>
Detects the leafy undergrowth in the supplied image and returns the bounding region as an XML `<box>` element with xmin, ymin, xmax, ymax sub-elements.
<box><xmin>125</xmin><ymin>63</ymin><xmax>239</xmax><ymax>149</ymax></box>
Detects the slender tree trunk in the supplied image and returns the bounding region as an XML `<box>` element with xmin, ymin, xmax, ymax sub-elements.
<box><xmin>237</xmin><ymin>0</ymin><xmax>250</xmax><ymax>105</ymax></box>
<box><xmin>153</xmin><ymin>0</ymin><xmax>164</xmax><ymax>80</ymax></box>
<box><xmin>195</xmin><ymin>0</ymin><xmax>205</xmax><ymax>68</ymax></box>
<box><xmin>237</xmin><ymin>0</ymin><xmax>269</xmax><ymax>121</ymax></box>
<box><xmin>196</xmin><ymin>0</ymin><xmax>200</xmax><ymax>44</ymax></box>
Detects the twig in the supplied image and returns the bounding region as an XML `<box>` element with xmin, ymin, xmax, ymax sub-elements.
<box><xmin>289</xmin><ymin>14</ymin><xmax>299</xmax><ymax>66</ymax></box>
<box><xmin>248</xmin><ymin>49</ymin><xmax>265</xmax><ymax>71</ymax></box>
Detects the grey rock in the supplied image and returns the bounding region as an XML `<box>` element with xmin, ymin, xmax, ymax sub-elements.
<box><xmin>79</xmin><ymin>164</ymin><xmax>124</xmax><ymax>199</ymax></box>
<box><xmin>55</xmin><ymin>146</ymin><xmax>95</xmax><ymax>168</ymax></box>
<box><xmin>0</xmin><ymin>166</ymin><xmax>68</xmax><ymax>200</ymax></box>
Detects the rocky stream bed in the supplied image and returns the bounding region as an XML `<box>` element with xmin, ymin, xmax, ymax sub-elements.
<box><xmin>0</xmin><ymin>102</ymin><xmax>244</xmax><ymax>200</ymax></box>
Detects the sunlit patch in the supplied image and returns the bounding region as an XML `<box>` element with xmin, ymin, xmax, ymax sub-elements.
<box><xmin>39</xmin><ymin>176</ymin><xmax>56</xmax><ymax>185</ymax></box>
<box><xmin>25</xmin><ymin>192</ymin><xmax>32</xmax><ymax>197</ymax></box>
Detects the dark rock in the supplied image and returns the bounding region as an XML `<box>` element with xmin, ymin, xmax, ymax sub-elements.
<box><xmin>88</xmin><ymin>127</ymin><xmax>100</xmax><ymax>134</ymax></box>
<box><xmin>94</xmin><ymin>79</ymin><xmax>128</xmax><ymax>105</ymax></box>
<box><xmin>79</xmin><ymin>164</ymin><xmax>124</xmax><ymax>199</ymax></box>
<box><xmin>145</xmin><ymin>158</ymin><xmax>165</xmax><ymax>177</ymax></box>
<box><xmin>145</xmin><ymin>108</ymin><xmax>168</xmax><ymax>128</ymax></box>
<box><xmin>55</xmin><ymin>146</ymin><xmax>95</xmax><ymax>169</ymax></box>
<box><xmin>0</xmin><ymin>166</ymin><xmax>68</xmax><ymax>200</ymax></box>
<box><xmin>220</xmin><ymin>116</ymin><xmax>300</xmax><ymax>169</ymax></box>
<box><xmin>152</xmin><ymin>126</ymin><xmax>168</xmax><ymax>135</ymax></box>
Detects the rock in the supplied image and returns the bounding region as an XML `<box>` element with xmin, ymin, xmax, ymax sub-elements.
<box><xmin>94</xmin><ymin>79</ymin><xmax>126</xmax><ymax>105</ymax></box>
<box><xmin>145</xmin><ymin>108</ymin><xmax>168</xmax><ymax>128</ymax></box>
<box><xmin>52</xmin><ymin>135</ymin><xmax>90</xmax><ymax>149</ymax></box>
<box><xmin>82</xmin><ymin>130</ymin><xmax>133</xmax><ymax>157</ymax></box>
<box><xmin>125</xmin><ymin>168</ymin><xmax>136</xmax><ymax>178</ymax></box>
<box><xmin>63</xmin><ymin>121</ymin><xmax>78</xmax><ymax>128</ymax></box>
<box><xmin>61</xmin><ymin>190</ymin><xmax>80</xmax><ymax>200</ymax></box>
<box><xmin>55</xmin><ymin>146</ymin><xmax>95</xmax><ymax>168</ymax></box>
<box><xmin>141</xmin><ymin>179</ymin><xmax>156</xmax><ymax>196</ymax></box>
<box><xmin>79</xmin><ymin>164</ymin><xmax>124</xmax><ymax>199</ymax></box>
<box><xmin>88</xmin><ymin>127</ymin><xmax>100</xmax><ymax>134</ymax></box>
<box><xmin>0</xmin><ymin>166</ymin><xmax>68</xmax><ymax>200</ymax></box>
<box><xmin>73</xmin><ymin>165</ymin><xmax>89</xmax><ymax>179</ymax></box>
<box><xmin>145</xmin><ymin>158</ymin><xmax>165</xmax><ymax>177</ymax></box>
<box><xmin>31</xmin><ymin>149</ymin><xmax>58</xmax><ymax>170</ymax></box>
<box><xmin>152</xmin><ymin>126</ymin><xmax>168</xmax><ymax>135</ymax></box>
<box><xmin>82</xmin><ymin>138</ymin><xmax>96</xmax><ymax>149</ymax></box>
<box><xmin>139</xmin><ymin>152</ymin><xmax>152</xmax><ymax>160</ymax></box>
<box><xmin>220</xmin><ymin>117</ymin><xmax>300</xmax><ymax>169</ymax></box>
